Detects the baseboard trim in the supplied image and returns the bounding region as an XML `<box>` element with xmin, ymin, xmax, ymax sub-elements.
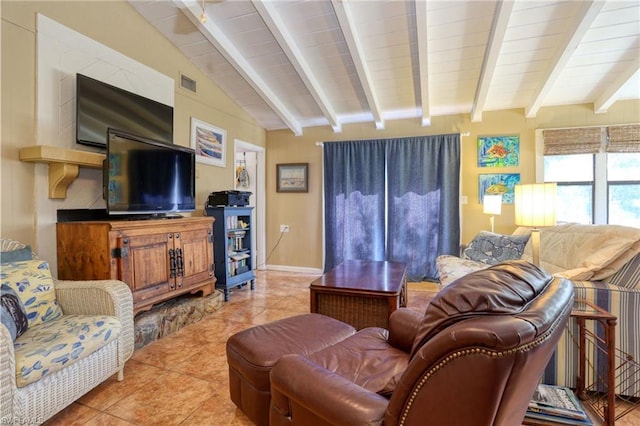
<box><xmin>265</xmin><ymin>264</ymin><xmax>323</xmax><ymax>274</ymax></box>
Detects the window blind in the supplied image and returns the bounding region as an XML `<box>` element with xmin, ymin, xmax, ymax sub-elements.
<box><xmin>607</xmin><ymin>124</ymin><xmax>640</xmax><ymax>153</ymax></box>
<box><xmin>542</xmin><ymin>128</ymin><xmax>603</xmax><ymax>155</ymax></box>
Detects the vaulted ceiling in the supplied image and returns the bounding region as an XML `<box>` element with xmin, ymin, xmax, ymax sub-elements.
<box><xmin>131</xmin><ymin>0</ymin><xmax>640</xmax><ymax>136</ymax></box>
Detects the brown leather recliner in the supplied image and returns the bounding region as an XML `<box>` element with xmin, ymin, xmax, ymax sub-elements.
<box><xmin>269</xmin><ymin>260</ymin><xmax>575</xmax><ymax>426</ymax></box>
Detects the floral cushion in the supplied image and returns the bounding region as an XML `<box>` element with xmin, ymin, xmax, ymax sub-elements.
<box><xmin>462</xmin><ymin>231</ymin><xmax>529</xmax><ymax>265</ymax></box>
<box><xmin>13</xmin><ymin>315</ymin><xmax>121</xmax><ymax>387</ymax></box>
<box><xmin>0</xmin><ymin>260</ymin><xmax>63</xmax><ymax>327</ymax></box>
<box><xmin>436</xmin><ymin>255</ymin><xmax>489</xmax><ymax>287</ymax></box>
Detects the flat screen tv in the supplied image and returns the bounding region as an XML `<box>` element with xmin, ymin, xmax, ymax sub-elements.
<box><xmin>77</xmin><ymin>73</ymin><xmax>174</xmax><ymax>148</ymax></box>
<box><xmin>105</xmin><ymin>128</ymin><xmax>195</xmax><ymax>216</ymax></box>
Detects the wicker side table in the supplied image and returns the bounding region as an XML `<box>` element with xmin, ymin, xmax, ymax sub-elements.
<box><xmin>310</xmin><ymin>260</ymin><xmax>407</xmax><ymax>330</ymax></box>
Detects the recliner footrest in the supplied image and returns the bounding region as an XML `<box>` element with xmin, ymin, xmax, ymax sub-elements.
<box><xmin>226</xmin><ymin>313</ymin><xmax>356</xmax><ymax>426</ymax></box>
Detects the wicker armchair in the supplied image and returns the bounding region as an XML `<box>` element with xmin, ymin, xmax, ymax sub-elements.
<box><xmin>0</xmin><ymin>238</ymin><xmax>134</xmax><ymax>424</ymax></box>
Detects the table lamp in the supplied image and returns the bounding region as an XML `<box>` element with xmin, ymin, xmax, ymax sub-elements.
<box><xmin>514</xmin><ymin>183</ymin><xmax>557</xmax><ymax>267</ymax></box>
<box><xmin>483</xmin><ymin>194</ymin><xmax>502</xmax><ymax>233</ymax></box>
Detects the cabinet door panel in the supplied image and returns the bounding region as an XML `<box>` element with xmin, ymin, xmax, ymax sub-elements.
<box><xmin>177</xmin><ymin>227</ymin><xmax>214</xmax><ymax>289</ymax></box>
<box><xmin>122</xmin><ymin>233</ymin><xmax>173</xmax><ymax>303</ymax></box>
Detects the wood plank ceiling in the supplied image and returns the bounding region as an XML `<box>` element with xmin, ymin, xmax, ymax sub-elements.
<box><xmin>131</xmin><ymin>0</ymin><xmax>640</xmax><ymax>136</ymax></box>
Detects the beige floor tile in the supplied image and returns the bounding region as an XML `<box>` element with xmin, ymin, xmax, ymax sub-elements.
<box><xmin>84</xmin><ymin>413</ymin><xmax>136</xmax><ymax>426</ymax></box>
<box><xmin>44</xmin><ymin>402</ymin><xmax>101</xmax><ymax>425</ymax></box>
<box><xmin>103</xmin><ymin>371</ymin><xmax>216</xmax><ymax>426</ymax></box>
<box><xmin>77</xmin><ymin>360</ymin><xmax>165</xmax><ymax>411</ymax></box>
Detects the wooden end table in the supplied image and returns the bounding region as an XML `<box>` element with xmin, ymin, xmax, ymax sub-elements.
<box><xmin>309</xmin><ymin>260</ymin><xmax>407</xmax><ymax>330</ymax></box>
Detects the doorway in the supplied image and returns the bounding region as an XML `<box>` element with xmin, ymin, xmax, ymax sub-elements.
<box><xmin>234</xmin><ymin>139</ymin><xmax>266</xmax><ymax>270</ymax></box>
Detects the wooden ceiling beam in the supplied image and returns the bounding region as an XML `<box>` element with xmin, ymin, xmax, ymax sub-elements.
<box><xmin>331</xmin><ymin>0</ymin><xmax>385</xmax><ymax>130</ymax></box>
<box><xmin>471</xmin><ymin>0</ymin><xmax>514</xmax><ymax>123</ymax></box>
<box><xmin>174</xmin><ymin>0</ymin><xmax>303</xmax><ymax>136</ymax></box>
<box><xmin>252</xmin><ymin>1</ymin><xmax>341</xmax><ymax>133</ymax></box>
<box><xmin>594</xmin><ymin>58</ymin><xmax>640</xmax><ymax>113</ymax></box>
<box><xmin>525</xmin><ymin>1</ymin><xmax>606</xmax><ymax>118</ymax></box>
<box><xmin>415</xmin><ymin>0</ymin><xmax>431</xmax><ymax>126</ymax></box>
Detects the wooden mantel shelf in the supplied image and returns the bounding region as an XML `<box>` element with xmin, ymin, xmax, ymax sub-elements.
<box><xmin>19</xmin><ymin>145</ymin><xmax>105</xmax><ymax>199</ymax></box>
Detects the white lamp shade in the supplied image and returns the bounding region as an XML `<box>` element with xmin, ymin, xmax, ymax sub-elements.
<box><xmin>514</xmin><ymin>183</ymin><xmax>557</xmax><ymax>227</ymax></box>
<box><xmin>483</xmin><ymin>194</ymin><xmax>502</xmax><ymax>215</ymax></box>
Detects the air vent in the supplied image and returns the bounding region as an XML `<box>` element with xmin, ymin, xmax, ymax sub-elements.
<box><xmin>180</xmin><ymin>74</ymin><xmax>196</xmax><ymax>93</ymax></box>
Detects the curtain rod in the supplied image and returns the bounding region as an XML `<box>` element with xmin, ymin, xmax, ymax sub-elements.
<box><xmin>317</xmin><ymin>132</ymin><xmax>470</xmax><ymax>146</ymax></box>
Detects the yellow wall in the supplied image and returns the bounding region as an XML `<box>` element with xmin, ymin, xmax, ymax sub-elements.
<box><xmin>1</xmin><ymin>1</ymin><xmax>265</xmax><ymax>246</ymax></box>
<box><xmin>2</xmin><ymin>2</ymin><xmax>638</xmax><ymax>272</ymax></box>
<box><xmin>265</xmin><ymin>101</ymin><xmax>640</xmax><ymax>270</ymax></box>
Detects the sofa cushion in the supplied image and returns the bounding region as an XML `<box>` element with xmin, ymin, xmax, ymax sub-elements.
<box><xmin>1</xmin><ymin>260</ymin><xmax>63</xmax><ymax>327</ymax></box>
<box><xmin>604</xmin><ymin>252</ymin><xmax>640</xmax><ymax>289</ymax></box>
<box><xmin>306</xmin><ymin>327</ymin><xmax>410</xmax><ymax>397</ymax></box>
<box><xmin>521</xmin><ymin>223</ymin><xmax>640</xmax><ymax>281</ymax></box>
<box><xmin>462</xmin><ymin>231</ymin><xmax>529</xmax><ymax>265</ymax></box>
<box><xmin>1</xmin><ymin>284</ymin><xmax>29</xmax><ymax>341</ymax></box>
<box><xmin>13</xmin><ymin>314</ymin><xmax>121</xmax><ymax>387</ymax></box>
<box><xmin>436</xmin><ymin>255</ymin><xmax>489</xmax><ymax>287</ymax></box>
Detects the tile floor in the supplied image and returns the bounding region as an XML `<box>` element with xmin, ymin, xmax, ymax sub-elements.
<box><xmin>43</xmin><ymin>270</ymin><xmax>639</xmax><ymax>426</ymax></box>
<box><xmin>44</xmin><ymin>270</ymin><xmax>434</xmax><ymax>426</ymax></box>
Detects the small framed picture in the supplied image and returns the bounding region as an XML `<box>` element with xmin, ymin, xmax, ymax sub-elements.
<box><xmin>190</xmin><ymin>117</ymin><xmax>226</xmax><ymax>167</ymax></box>
<box><xmin>277</xmin><ymin>163</ymin><xmax>309</xmax><ymax>193</ymax></box>
<box><xmin>477</xmin><ymin>135</ymin><xmax>520</xmax><ymax>167</ymax></box>
<box><xmin>478</xmin><ymin>173</ymin><xmax>521</xmax><ymax>204</ymax></box>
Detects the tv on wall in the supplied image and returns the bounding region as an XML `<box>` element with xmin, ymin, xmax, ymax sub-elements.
<box><xmin>76</xmin><ymin>73</ymin><xmax>174</xmax><ymax>148</ymax></box>
<box><xmin>104</xmin><ymin>128</ymin><xmax>195</xmax><ymax>216</ymax></box>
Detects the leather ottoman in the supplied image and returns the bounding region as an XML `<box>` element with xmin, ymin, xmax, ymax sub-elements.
<box><xmin>226</xmin><ymin>313</ymin><xmax>356</xmax><ymax>426</ymax></box>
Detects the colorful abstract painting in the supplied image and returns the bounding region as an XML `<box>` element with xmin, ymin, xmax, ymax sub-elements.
<box><xmin>477</xmin><ymin>135</ymin><xmax>519</xmax><ymax>167</ymax></box>
<box><xmin>478</xmin><ymin>173</ymin><xmax>521</xmax><ymax>204</ymax></box>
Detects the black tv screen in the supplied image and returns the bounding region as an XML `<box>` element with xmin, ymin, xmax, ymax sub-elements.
<box><xmin>105</xmin><ymin>128</ymin><xmax>195</xmax><ymax>216</ymax></box>
<box><xmin>77</xmin><ymin>73</ymin><xmax>173</xmax><ymax>148</ymax></box>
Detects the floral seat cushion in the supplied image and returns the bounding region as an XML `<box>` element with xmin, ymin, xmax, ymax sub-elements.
<box><xmin>13</xmin><ymin>315</ymin><xmax>121</xmax><ymax>387</ymax></box>
<box><xmin>436</xmin><ymin>255</ymin><xmax>489</xmax><ymax>287</ymax></box>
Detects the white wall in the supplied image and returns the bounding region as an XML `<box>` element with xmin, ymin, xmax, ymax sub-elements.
<box><xmin>35</xmin><ymin>14</ymin><xmax>175</xmax><ymax>271</ymax></box>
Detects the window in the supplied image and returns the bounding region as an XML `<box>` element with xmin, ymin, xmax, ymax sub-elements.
<box><xmin>539</xmin><ymin>125</ymin><xmax>640</xmax><ymax>227</ymax></box>
<box><xmin>607</xmin><ymin>153</ymin><xmax>640</xmax><ymax>227</ymax></box>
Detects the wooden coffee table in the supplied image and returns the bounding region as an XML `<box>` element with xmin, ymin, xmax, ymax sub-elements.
<box><xmin>310</xmin><ymin>260</ymin><xmax>408</xmax><ymax>330</ymax></box>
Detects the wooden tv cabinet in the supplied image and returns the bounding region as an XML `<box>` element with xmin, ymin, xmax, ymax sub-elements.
<box><xmin>56</xmin><ymin>216</ymin><xmax>215</xmax><ymax>315</ymax></box>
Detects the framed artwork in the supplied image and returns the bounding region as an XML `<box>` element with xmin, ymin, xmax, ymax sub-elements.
<box><xmin>478</xmin><ymin>173</ymin><xmax>521</xmax><ymax>204</ymax></box>
<box><xmin>277</xmin><ymin>163</ymin><xmax>308</xmax><ymax>192</ymax></box>
<box><xmin>477</xmin><ymin>135</ymin><xmax>520</xmax><ymax>167</ymax></box>
<box><xmin>190</xmin><ymin>117</ymin><xmax>226</xmax><ymax>167</ymax></box>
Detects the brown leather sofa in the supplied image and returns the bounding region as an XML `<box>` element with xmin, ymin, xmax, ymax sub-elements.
<box><xmin>268</xmin><ymin>260</ymin><xmax>575</xmax><ymax>425</ymax></box>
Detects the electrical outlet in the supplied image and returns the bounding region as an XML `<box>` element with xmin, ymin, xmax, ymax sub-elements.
<box><xmin>280</xmin><ymin>224</ymin><xmax>290</xmax><ymax>233</ymax></box>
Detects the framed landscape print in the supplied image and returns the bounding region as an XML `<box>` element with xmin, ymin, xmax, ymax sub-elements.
<box><xmin>478</xmin><ymin>173</ymin><xmax>521</xmax><ymax>204</ymax></box>
<box><xmin>477</xmin><ymin>135</ymin><xmax>520</xmax><ymax>167</ymax></box>
<box><xmin>277</xmin><ymin>163</ymin><xmax>308</xmax><ymax>192</ymax></box>
<box><xmin>190</xmin><ymin>117</ymin><xmax>226</xmax><ymax>167</ymax></box>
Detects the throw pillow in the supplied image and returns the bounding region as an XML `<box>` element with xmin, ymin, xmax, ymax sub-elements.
<box><xmin>0</xmin><ymin>284</ymin><xmax>29</xmax><ymax>341</ymax></box>
<box><xmin>462</xmin><ymin>231</ymin><xmax>530</xmax><ymax>265</ymax></box>
<box><xmin>0</xmin><ymin>246</ymin><xmax>32</xmax><ymax>263</ymax></box>
<box><xmin>1</xmin><ymin>260</ymin><xmax>63</xmax><ymax>327</ymax></box>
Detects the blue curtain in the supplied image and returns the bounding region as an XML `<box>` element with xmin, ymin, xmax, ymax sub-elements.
<box><xmin>323</xmin><ymin>134</ymin><xmax>460</xmax><ymax>280</ymax></box>
<box><xmin>386</xmin><ymin>134</ymin><xmax>460</xmax><ymax>280</ymax></box>
<box><xmin>323</xmin><ymin>140</ymin><xmax>386</xmax><ymax>272</ymax></box>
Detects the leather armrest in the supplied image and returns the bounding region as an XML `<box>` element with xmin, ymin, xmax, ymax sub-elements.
<box><xmin>270</xmin><ymin>354</ymin><xmax>388</xmax><ymax>424</ymax></box>
<box><xmin>388</xmin><ymin>308</ymin><xmax>423</xmax><ymax>352</ymax></box>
